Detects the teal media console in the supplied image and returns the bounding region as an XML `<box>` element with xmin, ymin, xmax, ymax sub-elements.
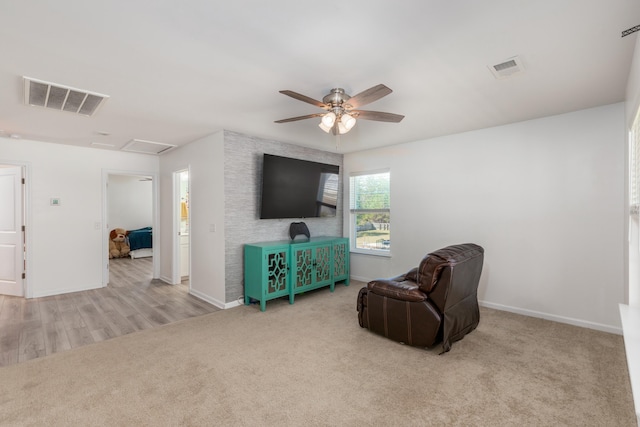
<box><xmin>244</xmin><ymin>236</ymin><xmax>350</xmax><ymax>311</ymax></box>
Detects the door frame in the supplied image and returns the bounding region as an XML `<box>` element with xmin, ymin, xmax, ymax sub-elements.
<box><xmin>102</xmin><ymin>169</ymin><xmax>160</xmax><ymax>286</ymax></box>
<box><xmin>172</xmin><ymin>167</ymin><xmax>191</xmax><ymax>286</ymax></box>
<box><xmin>0</xmin><ymin>160</ymin><xmax>31</xmax><ymax>298</ymax></box>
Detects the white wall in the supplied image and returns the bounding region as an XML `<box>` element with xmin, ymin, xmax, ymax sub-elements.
<box><xmin>626</xmin><ymin>35</ymin><xmax>640</xmax><ymax>307</ymax></box>
<box><xmin>159</xmin><ymin>131</ymin><xmax>226</xmax><ymax>307</ymax></box>
<box><xmin>626</xmin><ymin>35</ymin><xmax>640</xmax><ymax>128</ymax></box>
<box><xmin>0</xmin><ymin>138</ymin><xmax>159</xmax><ymax>297</ymax></box>
<box><xmin>344</xmin><ymin>103</ymin><xmax>625</xmax><ymax>332</ymax></box>
<box><xmin>107</xmin><ymin>174</ymin><xmax>153</xmax><ymax>230</ymax></box>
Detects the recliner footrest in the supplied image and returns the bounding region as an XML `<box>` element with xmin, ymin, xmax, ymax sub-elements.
<box><xmin>361</xmin><ymin>290</ymin><xmax>442</xmax><ymax>347</ymax></box>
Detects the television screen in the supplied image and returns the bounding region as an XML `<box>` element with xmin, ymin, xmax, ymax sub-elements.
<box><xmin>260</xmin><ymin>154</ymin><xmax>339</xmax><ymax>219</ymax></box>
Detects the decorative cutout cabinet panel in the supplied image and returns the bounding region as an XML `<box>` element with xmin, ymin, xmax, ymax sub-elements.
<box><xmin>291</xmin><ymin>241</ymin><xmax>332</xmax><ymax>294</ymax></box>
<box><xmin>332</xmin><ymin>238</ymin><xmax>350</xmax><ymax>285</ymax></box>
<box><xmin>244</xmin><ymin>237</ymin><xmax>350</xmax><ymax>311</ymax></box>
<box><xmin>244</xmin><ymin>242</ymin><xmax>292</xmax><ymax>312</ymax></box>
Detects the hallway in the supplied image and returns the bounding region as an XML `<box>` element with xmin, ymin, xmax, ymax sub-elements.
<box><xmin>0</xmin><ymin>257</ymin><xmax>219</xmax><ymax>366</ymax></box>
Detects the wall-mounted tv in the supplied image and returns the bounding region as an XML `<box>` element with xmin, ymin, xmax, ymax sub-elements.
<box><xmin>260</xmin><ymin>154</ymin><xmax>339</xmax><ymax>219</ymax></box>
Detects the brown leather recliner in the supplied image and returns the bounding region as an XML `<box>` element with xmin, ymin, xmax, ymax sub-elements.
<box><xmin>357</xmin><ymin>243</ymin><xmax>484</xmax><ymax>353</ymax></box>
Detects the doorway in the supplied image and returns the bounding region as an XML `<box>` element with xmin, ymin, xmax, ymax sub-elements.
<box><xmin>102</xmin><ymin>170</ymin><xmax>159</xmax><ymax>286</ymax></box>
<box><xmin>175</xmin><ymin>169</ymin><xmax>190</xmax><ymax>287</ymax></box>
<box><xmin>0</xmin><ymin>164</ymin><xmax>26</xmax><ymax>297</ymax></box>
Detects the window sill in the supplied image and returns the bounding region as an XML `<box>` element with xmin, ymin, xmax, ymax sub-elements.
<box><xmin>350</xmin><ymin>249</ymin><xmax>392</xmax><ymax>258</ymax></box>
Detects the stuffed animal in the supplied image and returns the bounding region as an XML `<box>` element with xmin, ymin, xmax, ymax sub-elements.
<box><xmin>109</xmin><ymin>228</ymin><xmax>130</xmax><ymax>259</ymax></box>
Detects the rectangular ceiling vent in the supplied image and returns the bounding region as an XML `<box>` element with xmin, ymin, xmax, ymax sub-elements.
<box><xmin>488</xmin><ymin>56</ymin><xmax>525</xmax><ymax>79</ymax></box>
<box><xmin>23</xmin><ymin>76</ymin><xmax>109</xmax><ymax>116</ymax></box>
<box><xmin>122</xmin><ymin>139</ymin><xmax>176</xmax><ymax>155</ymax></box>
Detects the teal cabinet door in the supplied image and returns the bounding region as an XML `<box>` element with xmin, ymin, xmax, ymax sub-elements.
<box><xmin>291</xmin><ymin>241</ymin><xmax>333</xmax><ymax>297</ymax></box>
<box><xmin>264</xmin><ymin>248</ymin><xmax>290</xmax><ymax>296</ymax></box>
<box><xmin>332</xmin><ymin>238</ymin><xmax>350</xmax><ymax>286</ymax></box>
<box><xmin>244</xmin><ymin>243</ymin><xmax>291</xmax><ymax>311</ymax></box>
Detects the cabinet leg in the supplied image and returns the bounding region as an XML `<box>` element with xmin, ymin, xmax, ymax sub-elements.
<box><xmin>244</xmin><ymin>295</ymin><xmax>250</xmax><ymax>306</ymax></box>
<box><xmin>330</xmin><ymin>282</ymin><xmax>335</xmax><ymax>292</ymax></box>
<box><xmin>260</xmin><ymin>300</ymin><xmax>266</xmax><ymax>312</ymax></box>
<box><xmin>289</xmin><ymin>294</ymin><xmax>294</xmax><ymax>304</ymax></box>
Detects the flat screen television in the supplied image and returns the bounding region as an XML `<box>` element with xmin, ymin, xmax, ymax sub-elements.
<box><xmin>260</xmin><ymin>154</ymin><xmax>339</xmax><ymax>219</ymax></box>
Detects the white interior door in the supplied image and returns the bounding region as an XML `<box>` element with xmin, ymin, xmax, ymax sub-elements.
<box><xmin>0</xmin><ymin>166</ymin><xmax>24</xmax><ymax>296</ymax></box>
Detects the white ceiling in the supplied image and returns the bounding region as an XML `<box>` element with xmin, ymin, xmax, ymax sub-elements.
<box><xmin>0</xmin><ymin>1</ymin><xmax>639</xmax><ymax>154</ymax></box>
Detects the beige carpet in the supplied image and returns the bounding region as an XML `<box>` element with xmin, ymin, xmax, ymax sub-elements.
<box><xmin>0</xmin><ymin>281</ymin><xmax>635</xmax><ymax>426</ymax></box>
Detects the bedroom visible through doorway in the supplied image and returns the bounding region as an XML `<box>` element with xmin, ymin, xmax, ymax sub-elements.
<box><xmin>106</xmin><ymin>173</ymin><xmax>155</xmax><ymax>285</ymax></box>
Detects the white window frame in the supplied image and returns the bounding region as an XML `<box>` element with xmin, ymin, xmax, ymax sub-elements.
<box><xmin>349</xmin><ymin>169</ymin><xmax>391</xmax><ymax>257</ymax></box>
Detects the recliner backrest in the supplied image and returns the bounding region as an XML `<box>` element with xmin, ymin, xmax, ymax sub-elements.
<box><xmin>416</xmin><ymin>244</ymin><xmax>484</xmax><ymax>312</ymax></box>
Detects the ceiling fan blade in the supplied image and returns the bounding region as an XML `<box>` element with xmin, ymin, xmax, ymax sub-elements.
<box><xmin>353</xmin><ymin>110</ymin><xmax>404</xmax><ymax>123</ymax></box>
<box><xmin>279</xmin><ymin>90</ymin><xmax>327</xmax><ymax>109</ymax></box>
<box><xmin>346</xmin><ymin>84</ymin><xmax>393</xmax><ymax>109</ymax></box>
<box><xmin>274</xmin><ymin>113</ymin><xmax>325</xmax><ymax>123</ymax></box>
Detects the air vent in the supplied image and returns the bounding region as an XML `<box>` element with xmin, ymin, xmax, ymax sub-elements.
<box><xmin>122</xmin><ymin>139</ymin><xmax>176</xmax><ymax>155</ymax></box>
<box><xmin>488</xmin><ymin>56</ymin><xmax>525</xmax><ymax>79</ymax></box>
<box><xmin>23</xmin><ymin>76</ymin><xmax>109</xmax><ymax>116</ymax></box>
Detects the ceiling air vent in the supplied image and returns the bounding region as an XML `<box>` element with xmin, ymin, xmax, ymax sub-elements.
<box><xmin>488</xmin><ymin>56</ymin><xmax>525</xmax><ymax>79</ymax></box>
<box><xmin>122</xmin><ymin>139</ymin><xmax>176</xmax><ymax>155</ymax></box>
<box><xmin>23</xmin><ymin>76</ymin><xmax>109</xmax><ymax>116</ymax></box>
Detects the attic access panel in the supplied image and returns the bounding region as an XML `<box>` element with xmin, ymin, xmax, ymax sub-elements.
<box><xmin>121</xmin><ymin>139</ymin><xmax>176</xmax><ymax>155</ymax></box>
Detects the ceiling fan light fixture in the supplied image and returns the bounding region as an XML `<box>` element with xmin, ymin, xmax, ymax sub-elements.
<box><xmin>276</xmin><ymin>84</ymin><xmax>402</xmax><ymax>137</ymax></box>
<box><xmin>321</xmin><ymin>111</ymin><xmax>336</xmax><ymax>127</ymax></box>
<box><xmin>337</xmin><ymin>122</ymin><xmax>349</xmax><ymax>134</ymax></box>
<box><xmin>319</xmin><ymin>121</ymin><xmax>332</xmax><ymax>133</ymax></box>
<box><xmin>341</xmin><ymin>113</ymin><xmax>356</xmax><ymax>130</ymax></box>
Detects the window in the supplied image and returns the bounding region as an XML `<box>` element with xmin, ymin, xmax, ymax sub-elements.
<box><xmin>350</xmin><ymin>170</ymin><xmax>390</xmax><ymax>254</ymax></box>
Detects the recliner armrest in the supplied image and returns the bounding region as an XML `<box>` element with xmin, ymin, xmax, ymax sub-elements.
<box><xmin>385</xmin><ymin>267</ymin><xmax>418</xmax><ymax>283</ymax></box>
<box><xmin>367</xmin><ymin>279</ymin><xmax>426</xmax><ymax>302</ymax></box>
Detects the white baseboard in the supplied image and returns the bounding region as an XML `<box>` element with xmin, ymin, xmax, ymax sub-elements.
<box><xmin>159</xmin><ymin>275</ymin><xmax>174</xmax><ymax>285</ymax></box>
<box><xmin>32</xmin><ymin>284</ymin><xmax>102</xmax><ymax>298</ymax></box>
<box><xmin>188</xmin><ymin>289</ymin><xmax>243</xmax><ymax>310</ymax></box>
<box><xmin>189</xmin><ymin>288</ymin><xmax>226</xmax><ymax>309</ymax></box>
<box><xmin>348</xmin><ymin>275</ymin><xmax>622</xmax><ymax>335</ymax></box>
<box><xmin>224</xmin><ymin>299</ymin><xmax>244</xmax><ymax>309</ymax></box>
<box><xmin>349</xmin><ymin>274</ymin><xmax>371</xmax><ymax>283</ymax></box>
<box><xmin>480</xmin><ymin>300</ymin><xmax>622</xmax><ymax>335</ymax></box>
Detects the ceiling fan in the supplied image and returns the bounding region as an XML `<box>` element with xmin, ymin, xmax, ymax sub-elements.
<box><xmin>275</xmin><ymin>84</ymin><xmax>404</xmax><ymax>135</ymax></box>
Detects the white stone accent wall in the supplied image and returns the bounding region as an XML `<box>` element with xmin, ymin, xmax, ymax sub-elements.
<box><xmin>224</xmin><ymin>131</ymin><xmax>343</xmax><ymax>302</ymax></box>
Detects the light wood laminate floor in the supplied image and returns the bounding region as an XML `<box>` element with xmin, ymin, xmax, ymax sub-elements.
<box><xmin>0</xmin><ymin>257</ymin><xmax>219</xmax><ymax>367</ymax></box>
